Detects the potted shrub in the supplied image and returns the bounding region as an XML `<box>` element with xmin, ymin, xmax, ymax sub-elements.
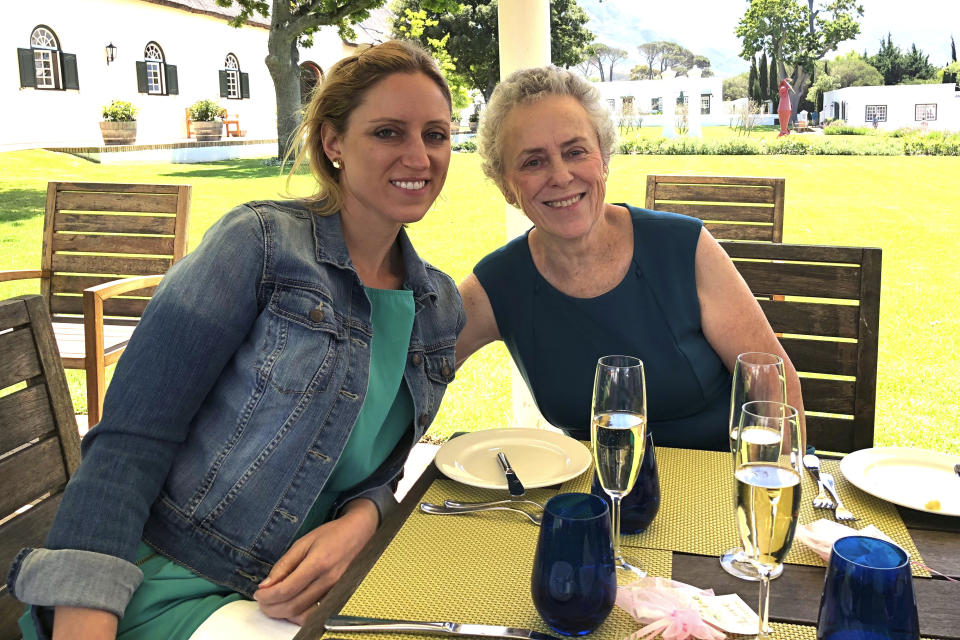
<box><xmin>100</xmin><ymin>100</ymin><xmax>138</xmax><ymax>145</ymax></box>
<box><xmin>189</xmin><ymin>99</ymin><xmax>227</xmax><ymax>141</ymax></box>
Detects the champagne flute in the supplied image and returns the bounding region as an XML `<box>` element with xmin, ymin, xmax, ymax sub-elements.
<box><xmin>591</xmin><ymin>355</ymin><xmax>647</xmax><ymax>576</ymax></box>
<box><xmin>721</xmin><ymin>352</ymin><xmax>787</xmax><ymax>581</ymax></box>
<box><xmin>734</xmin><ymin>400</ymin><xmax>802</xmax><ymax>639</ymax></box>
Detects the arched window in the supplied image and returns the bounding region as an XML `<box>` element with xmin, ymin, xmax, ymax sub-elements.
<box><xmin>224</xmin><ymin>54</ymin><xmax>240</xmax><ymax>98</ymax></box>
<box><xmin>136</xmin><ymin>41</ymin><xmax>177</xmax><ymax>96</ymax></box>
<box><xmin>31</xmin><ymin>26</ymin><xmax>60</xmax><ymax>88</ymax></box>
<box><xmin>144</xmin><ymin>42</ymin><xmax>165</xmax><ymax>95</ymax></box>
<box><xmin>219</xmin><ymin>53</ymin><xmax>249</xmax><ymax>100</ymax></box>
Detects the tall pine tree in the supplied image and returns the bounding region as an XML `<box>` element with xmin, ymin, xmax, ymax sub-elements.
<box><xmin>748</xmin><ymin>55</ymin><xmax>759</xmax><ymax>102</ymax></box>
<box><xmin>758</xmin><ymin>51</ymin><xmax>769</xmax><ymax>101</ymax></box>
<box><xmin>769</xmin><ymin>51</ymin><xmax>779</xmax><ymax>102</ymax></box>
<box><xmin>952</xmin><ymin>35</ymin><xmax>957</xmax><ymax>62</ymax></box>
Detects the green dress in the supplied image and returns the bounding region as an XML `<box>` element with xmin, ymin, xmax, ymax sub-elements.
<box><xmin>21</xmin><ymin>287</ymin><xmax>415</xmax><ymax>640</ymax></box>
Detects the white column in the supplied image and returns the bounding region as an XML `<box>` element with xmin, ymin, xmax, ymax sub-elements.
<box><xmin>661</xmin><ymin>70</ymin><xmax>676</xmax><ymax>139</ymax></box>
<box><xmin>498</xmin><ymin>0</ymin><xmax>551</xmax><ymax>81</ymax></box>
<box><xmin>687</xmin><ymin>68</ymin><xmax>703</xmax><ymax>138</ymax></box>
<box><xmin>498</xmin><ymin>0</ymin><xmax>554</xmax><ymax>430</ymax></box>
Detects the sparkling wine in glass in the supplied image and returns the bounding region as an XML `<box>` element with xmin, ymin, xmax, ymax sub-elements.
<box><xmin>734</xmin><ymin>400</ymin><xmax>802</xmax><ymax>639</ymax></box>
<box><xmin>591</xmin><ymin>355</ymin><xmax>647</xmax><ymax>576</ymax></box>
<box><xmin>721</xmin><ymin>352</ymin><xmax>787</xmax><ymax>581</ymax></box>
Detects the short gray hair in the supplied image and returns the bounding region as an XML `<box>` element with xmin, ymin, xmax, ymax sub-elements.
<box><xmin>477</xmin><ymin>66</ymin><xmax>617</xmax><ymax>197</ymax></box>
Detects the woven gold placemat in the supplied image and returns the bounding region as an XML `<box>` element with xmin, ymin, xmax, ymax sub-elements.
<box><xmin>332</xmin><ymin>480</ymin><xmax>672</xmax><ymax>640</ymax></box>
<box><xmin>559</xmin><ymin>448</ymin><xmax>928</xmax><ymax>576</ymax></box>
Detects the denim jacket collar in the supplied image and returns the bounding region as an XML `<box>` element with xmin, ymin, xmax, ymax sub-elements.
<box><xmin>311</xmin><ymin>211</ymin><xmax>439</xmax><ymax>306</ymax></box>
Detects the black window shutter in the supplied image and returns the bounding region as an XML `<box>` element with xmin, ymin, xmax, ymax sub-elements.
<box><xmin>219</xmin><ymin>70</ymin><xmax>228</xmax><ymax>97</ymax></box>
<box><xmin>240</xmin><ymin>72</ymin><xmax>250</xmax><ymax>99</ymax></box>
<box><xmin>18</xmin><ymin>48</ymin><xmax>37</xmax><ymax>88</ymax></box>
<box><xmin>165</xmin><ymin>64</ymin><xmax>179</xmax><ymax>95</ymax></box>
<box><xmin>136</xmin><ymin>61</ymin><xmax>148</xmax><ymax>93</ymax></box>
<box><xmin>62</xmin><ymin>53</ymin><xmax>79</xmax><ymax>90</ymax></box>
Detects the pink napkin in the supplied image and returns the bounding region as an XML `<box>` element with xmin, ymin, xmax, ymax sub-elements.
<box><xmin>615</xmin><ymin>577</ymin><xmax>727</xmax><ymax>640</ymax></box>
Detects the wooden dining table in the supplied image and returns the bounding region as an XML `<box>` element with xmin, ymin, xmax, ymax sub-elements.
<box><xmin>297</xmin><ymin>446</ymin><xmax>960</xmax><ymax>640</ymax></box>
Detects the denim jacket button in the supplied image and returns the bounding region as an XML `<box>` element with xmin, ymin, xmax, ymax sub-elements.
<box><xmin>418</xmin><ymin>414</ymin><xmax>429</xmax><ymax>427</ymax></box>
<box><xmin>309</xmin><ymin>306</ymin><xmax>324</xmax><ymax>322</ymax></box>
<box><xmin>411</xmin><ymin>353</ymin><xmax>422</xmax><ymax>366</ymax></box>
<box><xmin>441</xmin><ymin>364</ymin><xmax>452</xmax><ymax>378</ymax></box>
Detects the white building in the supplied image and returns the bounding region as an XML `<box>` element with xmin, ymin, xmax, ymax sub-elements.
<box><xmin>4</xmin><ymin>0</ymin><xmax>383</xmax><ymax>150</ymax></box>
<box><xmin>592</xmin><ymin>75</ymin><xmax>726</xmax><ymax>126</ymax></box>
<box><xmin>821</xmin><ymin>83</ymin><xmax>960</xmax><ymax>131</ymax></box>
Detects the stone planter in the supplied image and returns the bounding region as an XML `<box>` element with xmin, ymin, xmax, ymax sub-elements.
<box><xmin>99</xmin><ymin>121</ymin><xmax>137</xmax><ymax>145</ymax></box>
<box><xmin>193</xmin><ymin>121</ymin><xmax>223</xmax><ymax>142</ymax></box>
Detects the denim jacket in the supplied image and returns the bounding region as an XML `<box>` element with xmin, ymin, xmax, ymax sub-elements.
<box><xmin>8</xmin><ymin>200</ymin><xmax>464</xmax><ymax>633</ymax></box>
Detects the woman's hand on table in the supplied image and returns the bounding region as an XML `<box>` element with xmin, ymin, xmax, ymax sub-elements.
<box><xmin>253</xmin><ymin>498</ymin><xmax>379</xmax><ymax>625</ymax></box>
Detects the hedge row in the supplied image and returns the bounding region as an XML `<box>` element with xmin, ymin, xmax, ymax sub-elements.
<box><xmin>615</xmin><ymin>135</ymin><xmax>960</xmax><ymax>156</ymax></box>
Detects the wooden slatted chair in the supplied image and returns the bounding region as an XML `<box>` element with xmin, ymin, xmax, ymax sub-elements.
<box><xmin>720</xmin><ymin>240</ymin><xmax>882</xmax><ymax>453</ymax></box>
<box><xmin>646</xmin><ymin>174</ymin><xmax>785</xmax><ymax>242</ymax></box>
<box><xmin>0</xmin><ymin>295</ymin><xmax>82</xmax><ymax>638</ymax></box>
<box><xmin>0</xmin><ymin>182</ymin><xmax>191</xmax><ymax>427</ymax></box>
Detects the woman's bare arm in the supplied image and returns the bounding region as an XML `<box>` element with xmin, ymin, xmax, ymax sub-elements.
<box><xmin>455</xmin><ymin>274</ymin><xmax>501</xmax><ymax>369</ymax></box>
<box><xmin>694</xmin><ymin>228</ymin><xmax>806</xmax><ymax>443</ymax></box>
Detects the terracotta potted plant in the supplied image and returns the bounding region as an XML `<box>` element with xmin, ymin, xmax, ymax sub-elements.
<box><xmin>189</xmin><ymin>99</ymin><xmax>226</xmax><ymax>141</ymax></box>
<box><xmin>100</xmin><ymin>100</ymin><xmax>138</xmax><ymax>145</ymax></box>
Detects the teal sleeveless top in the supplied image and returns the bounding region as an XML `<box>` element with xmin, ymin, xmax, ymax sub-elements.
<box><xmin>21</xmin><ymin>287</ymin><xmax>415</xmax><ymax>640</ymax></box>
<box><xmin>473</xmin><ymin>205</ymin><xmax>731</xmax><ymax>451</ymax></box>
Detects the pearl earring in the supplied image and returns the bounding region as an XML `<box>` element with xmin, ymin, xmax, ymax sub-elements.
<box><xmin>332</xmin><ymin>159</ymin><xmax>341</xmax><ymax>169</ymax></box>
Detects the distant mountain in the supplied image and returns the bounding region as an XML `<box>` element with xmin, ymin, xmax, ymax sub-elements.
<box><xmin>577</xmin><ymin>0</ymin><xmax>748</xmax><ymax>78</ymax></box>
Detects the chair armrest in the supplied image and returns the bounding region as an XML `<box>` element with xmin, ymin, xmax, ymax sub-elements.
<box><xmin>84</xmin><ymin>274</ymin><xmax>164</xmax><ymax>302</ymax></box>
<box><xmin>0</xmin><ymin>269</ymin><xmax>46</xmax><ymax>282</ymax></box>
<box><xmin>83</xmin><ymin>274</ymin><xmax>164</xmax><ymax>357</ymax></box>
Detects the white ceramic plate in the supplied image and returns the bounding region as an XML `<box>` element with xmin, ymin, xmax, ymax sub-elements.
<box><xmin>434</xmin><ymin>428</ymin><xmax>592</xmax><ymax>490</ymax></box>
<box><xmin>840</xmin><ymin>447</ymin><xmax>960</xmax><ymax>516</ymax></box>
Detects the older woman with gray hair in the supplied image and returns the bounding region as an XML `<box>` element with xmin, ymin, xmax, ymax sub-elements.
<box><xmin>455</xmin><ymin>65</ymin><xmax>803</xmax><ymax>450</ymax></box>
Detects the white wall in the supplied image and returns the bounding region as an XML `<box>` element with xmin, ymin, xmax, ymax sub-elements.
<box><xmin>4</xmin><ymin>0</ymin><xmax>355</xmax><ymax>148</ymax></box>
<box><xmin>821</xmin><ymin>83</ymin><xmax>960</xmax><ymax>131</ymax></box>
<box><xmin>592</xmin><ymin>76</ymin><xmax>727</xmax><ymax>126</ymax></box>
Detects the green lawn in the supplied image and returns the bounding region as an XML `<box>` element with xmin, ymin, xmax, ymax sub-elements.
<box><xmin>1</xmin><ymin>149</ymin><xmax>958</xmax><ymax>454</ymax></box>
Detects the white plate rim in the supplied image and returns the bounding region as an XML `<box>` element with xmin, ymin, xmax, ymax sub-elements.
<box><xmin>840</xmin><ymin>446</ymin><xmax>960</xmax><ymax>516</ymax></box>
<box><xmin>433</xmin><ymin>428</ymin><xmax>592</xmax><ymax>489</ymax></box>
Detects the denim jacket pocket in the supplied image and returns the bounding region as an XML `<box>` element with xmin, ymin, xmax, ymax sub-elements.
<box><xmin>260</xmin><ymin>285</ymin><xmax>342</xmax><ymax>394</ymax></box>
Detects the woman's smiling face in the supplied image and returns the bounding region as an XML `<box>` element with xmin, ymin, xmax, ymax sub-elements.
<box><xmin>324</xmin><ymin>71</ymin><xmax>451</xmax><ymax>228</ymax></box>
<box><xmin>499</xmin><ymin>94</ymin><xmax>607</xmax><ymax>241</ymax></box>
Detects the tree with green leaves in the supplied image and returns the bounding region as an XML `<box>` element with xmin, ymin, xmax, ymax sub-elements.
<box><xmin>951</xmin><ymin>35</ymin><xmax>957</xmax><ymax>63</ymax></box>
<box><xmin>394</xmin><ymin>7</ymin><xmax>471</xmax><ymax>113</ymax></box>
<box><xmin>217</xmin><ymin>0</ymin><xmax>390</xmax><ymax>158</ymax></box>
<box><xmin>901</xmin><ymin>44</ymin><xmax>936</xmax><ymax>82</ymax></box>
<box><xmin>587</xmin><ymin>43</ymin><xmax>629</xmax><ymax>82</ymax></box>
<box><xmin>869</xmin><ymin>33</ymin><xmax>903</xmax><ymax>85</ymax></box>
<box><xmin>723</xmin><ymin>71</ymin><xmax>750</xmax><ymax>101</ymax></box>
<box><xmin>391</xmin><ymin>0</ymin><xmax>593</xmax><ymax>101</ymax></box>
<box><xmin>818</xmin><ymin>51</ymin><xmax>882</xmax><ymax>87</ymax></box>
<box><xmin>758</xmin><ymin>51</ymin><xmax>769</xmax><ymax>101</ymax></box>
<box><xmin>748</xmin><ymin>55</ymin><xmax>759</xmax><ymax>102</ymax></box>
<box><xmin>768</xmin><ymin>51</ymin><xmax>779</xmax><ymax>101</ymax></box>
<box><xmin>736</xmin><ymin>0</ymin><xmax>863</xmax><ymax>125</ymax></box>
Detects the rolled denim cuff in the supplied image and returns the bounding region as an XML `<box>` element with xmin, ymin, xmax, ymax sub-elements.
<box><xmin>337</xmin><ymin>484</ymin><xmax>396</xmax><ymax>526</ymax></box>
<box><xmin>9</xmin><ymin>548</ymin><xmax>143</xmax><ymax>618</ymax></box>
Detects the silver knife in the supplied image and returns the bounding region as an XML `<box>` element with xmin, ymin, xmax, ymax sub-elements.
<box><xmin>497</xmin><ymin>452</ymin><xmax>525</xmax><ymax>498</ymax></box>
<box><xmin>326</xmin><ymin>615</ymin><xmax>561</xmax><ymax>640</ymax></box>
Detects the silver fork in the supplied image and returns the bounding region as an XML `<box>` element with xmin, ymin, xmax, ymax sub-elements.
<box><xmin>802</xmin><ymin>454</ymin><xmax>835</xmax><ymax>509</ymax></box>
<box><xmin>419</xmin><ymin>501</ymin><xmax>542</xmax><ymax>525</ymax></box>
<box><xmin>821</xmin><ymin>473</ymin><xmax>857</xmax><ymax>521</ymax></box>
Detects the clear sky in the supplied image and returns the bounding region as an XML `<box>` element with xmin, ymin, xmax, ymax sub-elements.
<box><xmin>586</xmin><ymin>0</ymin><xmax>960</xmax><ymax>77</ymax></box>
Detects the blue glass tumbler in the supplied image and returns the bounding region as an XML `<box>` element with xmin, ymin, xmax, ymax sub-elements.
<box><xmin>816</xmin><ymin>535</ymin><xmax>920</xmax><ymax>640</ymax></box>
<box><xmin>590</xmin><ymin>431</ymin><xmax>660</xmax><ymax>534</ymax></box>
<box><xmin>531</xmin><ymin>493</ymin><xmax>617</xmax><ymax>636</ymax></box>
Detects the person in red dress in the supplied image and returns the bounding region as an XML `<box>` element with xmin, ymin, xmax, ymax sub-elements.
<box><xmin>777</xmin><ymin>78</ymin><xmax>794</xmax><ymax>137</ymax></box>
